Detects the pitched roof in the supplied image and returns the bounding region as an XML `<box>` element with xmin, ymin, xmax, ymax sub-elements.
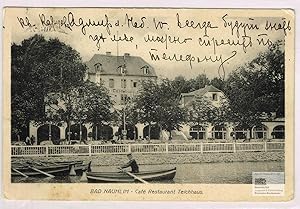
<box><xmin>181</xmin><ymin>85</ymin><xmax>222</xmax><ymax>97</ymax></box>
<box><xmin>86</xmin><ymin>54</ymin><xmax>157</xmax><ymax>77</ymax></box>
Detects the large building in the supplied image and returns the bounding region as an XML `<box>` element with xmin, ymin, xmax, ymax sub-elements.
<box><xmin>85</xmin><ymin>52</ymin><xmax>157</xmax><ymax>108</ymax></box>
<box><xmin>27</xmin><ymin>53</ymin><xmax>284</xmax><ymax>144</ymax></box>
<box><xmin>29</xmin><ymin>53</ymin><xmax>158</xmax><ymax>144</ymax></box>
<box><xmin>180</xmin><ymin>85</ymin><xmax>285</xmax><ymax>141</ymax></box>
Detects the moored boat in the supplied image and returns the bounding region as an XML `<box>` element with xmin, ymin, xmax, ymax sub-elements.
<box><xmin>86</xmin><ymin>167</ymin><xmax>176</xmax><ymax>183</ymax></box>
<box><xmin>11</xmin><ymin>160</ymin><xmax>92</xmax><ymax>177</ymax></box>
<box><xmin>11</xmin><ymin>164</ymin><xmax>71</xmax><ymax>177</ymax></box>
<box><xmin>52</xmin><ymin>161</ymin><xmax>91</xmax><ymax>175</ymax></box>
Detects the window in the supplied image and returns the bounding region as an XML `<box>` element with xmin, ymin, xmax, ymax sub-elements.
<box><xmin>144</xmin><ymin>68</ymin><xmax>149</xmax><ymax>74</ymax></box>
<box><xmin>109</xmin><ymin>79</ymin><xmax>114</xmax><ymax>88</ymax></box>
<box><xmin>212</xmin><ymin>93</ymin><xmax>217</xmax><ymax>101</ymax></box>
<box><xmin>94</xmin><ymin>63</ymin><xmax>102</xmax><ymax>72</ymax></box>
<box><xmin>121</xmin><ymin>79</ymin><xmax>127</xmax><ymax>88</ymax></box>
<box><xmin>121</xmin><ymin>94</ymin><xmax>129</xmax><ymax>104</ymax></box>
<box><xmin>133</xmin><ymin>82</ymin><xmax>138</xmax><ymax>88</ymax></box>
<box><xmin>119</xmin><ymin>66</ymin><xmax>126</xmax><ymax>74</ymax></box>
<box><xmin>142</xmin><ymin>66</ymin><xmax>149</xmax><ymax>74</ymax></box>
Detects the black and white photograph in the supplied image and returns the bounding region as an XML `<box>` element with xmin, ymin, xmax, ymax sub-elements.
<box><xmin>3</xmin><ymin>8</ymin><xmax>294</xmax><ymax>201</ymax></box>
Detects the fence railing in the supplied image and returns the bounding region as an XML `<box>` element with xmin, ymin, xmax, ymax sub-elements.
<box><xmin>11</xmin><ymin>142</ymin><xmax>285</xmax><ymax>157</ymax></box>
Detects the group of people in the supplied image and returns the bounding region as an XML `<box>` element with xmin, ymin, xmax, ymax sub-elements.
<box><xmin>25</xmin><ymin>135</ymin><xmax>36</xmax><ymax>145</ymax></box>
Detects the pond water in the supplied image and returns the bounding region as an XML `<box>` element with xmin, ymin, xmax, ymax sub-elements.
<box><xmin>12</xmin><ymin>161</ymin><xmax>284</xmax><ymax>184</ymax></box>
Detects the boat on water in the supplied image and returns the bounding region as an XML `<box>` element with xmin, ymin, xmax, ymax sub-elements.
<box><xmin>86</xmin><ymin>167</ymin><xmax>176</xmax><ymax>183</ymax></box>
<box><xmin>53</xmin><ymin>161</ymin><xmax>91</xmax><ymax>175</ymax></box>
<box><xmin>11</xmin><ymin>164</ymin><xmax>71</xmax><ymax>177</ymax></box>
<box><xmin>11</xmin><ymin>161</ymin><xmax>91</xmax><ymax>177</ymax></box>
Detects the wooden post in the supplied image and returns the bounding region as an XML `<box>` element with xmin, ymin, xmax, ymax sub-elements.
<box><xmin>264</xmin><ymin>141</ymin><xmax>267</xmax><ymax>152</ymax></box>
<box><xmin>80</xmin><ymin>171</ymin><xmax>87</xmax><ymax>182</ymax></box>
<box><xmin>89</xmin><ymin>144</ymin><xmax>92</xmax><ymax>156</ymax></box>
<box><xmin>128</xmin><ymin>144</ymin><xmax>131</xmax><ymax>153</ymax></box>
<box><xmin>69</xmin><ymin>164</ymin><xmax>76</xmax><ymax>176</ymax></box>
<box><xmin>233</xmin><ymin>142</ymin><xmax>236</xmax><ymax>153</ymax></box>
<box><xmin>45</xmin><ymin>146</ymin><xmax>49</xmax><ymax>157</ymax></box>
<box><xmin>200</xmin><ymin>142</ymin><xmax>203</xmax><ymax>154</ymax></box>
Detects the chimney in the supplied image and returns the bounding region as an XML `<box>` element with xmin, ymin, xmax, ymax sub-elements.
<box><xmin>106</xmin><ymin>52</ymin><xmax>111</xmax><ymax>55</ymax></box>
<box><xmin>124</xmin><ymin>53</ymin><xmax>130</xmax><ymax>57</ymax></box>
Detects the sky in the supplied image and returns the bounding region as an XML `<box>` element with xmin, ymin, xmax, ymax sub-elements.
<box><xmin>8</xmin><ymin>8</ymin><xmax>290</xmax><ymax>80</ymax></box>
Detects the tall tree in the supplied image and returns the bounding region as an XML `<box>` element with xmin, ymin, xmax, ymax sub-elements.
<box><xmin>46</xmin><ymin>81</ymin><xmax>113</xmax><ymax>142</ymax></box>
<box><xmin>187</xmin><ymin>96</ymin><xmax>218</xmax><ymax>139</ymax></box>
<box><xmin>134</xmin><ymin>79</ymin><xmax>159</xmax><ymax>138</ymax></box>
<box><xmin>224</xmin><ymin>41</ymin><xmax>284</xmax><ymax>128</ymax></box>
<box><xmin>188</xmin><ymin>74</ymin><xmax>210</xmax><ymax>92</ymax></box>
<box><xmin>134</xmin><ymin>79</ymin><xmax>186</xmax><ymax>139</ymax></box>
<box><xmin>171</xmin><ymin>76</ymin><xmax>192</xmax><ymax>94</ymax></box>
<box><xmin>210</xmin><ymin>77</ymin><xmax>225</xmax><ymax>92</ymax></box>
<box><xmin>11</xmin><ymin>35</ymin><xmax>86</xmax><ymax>139</ymax></box>
<box><xmin>82</xmin><ymin>81</ymin><xmax>113</xmax><ymax>140</ymax></box>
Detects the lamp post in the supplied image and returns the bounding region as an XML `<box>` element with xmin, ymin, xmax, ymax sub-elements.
<box><xmin>49</xmin><ymin>123</ymin><xmax>52</xmax><ymax>141</ymax></box>
<box><xmin>123</xmin><ymin>107</ymin><xmax>127</xmax><ymax>140</ymax></box>
<box><xmin>121</xmin><ymin>64</ymin><xmax>127</xmax><ymax>141</ymax></box>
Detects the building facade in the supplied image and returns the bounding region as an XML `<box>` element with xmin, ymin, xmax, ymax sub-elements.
<box><xmin>180</xmin><ymin>85</ymin><xmax>285</xmax><ymax>141</ymax></box>
<box><xmin>85</xmin><ymin>52</ymin><xmax>157</xmax><ymax>108</ymax></box>
<box><xmin>29</xmin><ymin>53</ymin><xmax>159</xmax><ymax>144</ymax></box>
<box><xmin>28</xmin><ymin>53</ymin><xmax>284</xmax><ymax>144</ymax></box>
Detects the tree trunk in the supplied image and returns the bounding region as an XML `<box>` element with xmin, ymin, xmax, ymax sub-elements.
<box><xmin>79</xmin><ymin>123</ymin><xmax>82</xmax><ymax>143</ymax></box>
<box><xmin>168</xmin><ymin>129</ymin><xmax>172</xmax><ymax>140</ymax></box>
<box><xmin>159</xmin><ymin>124</ymin><xmax>162</xmax><ymax>140</ymax></box>
<box><xmin>95</xmin><ymin>125</ymin><xmax>98</xmax><ymax>141</ymax></box>
<box><xmin>68</xmin><ymin>121</ymin><xmax>71</xmax><ymax>144</ymax></box>
<box><xmin>148</xmin><ymin>122</ymin><xmax>151</xmax><ymax>140</ymax></box>
<box><xmin>133</xmin><ymin>127</ymin><xmax>136</xmax><ymax>141</ymax></box>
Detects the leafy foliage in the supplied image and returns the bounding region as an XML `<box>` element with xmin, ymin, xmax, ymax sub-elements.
<box><xmin>11</xmin><ymin>35</ymin><xmax>87</xmax><ymax>138</ymax></box>
<box><xmin>224</xmin><ymin>41</ymin><xmax>285</xmax><ymax>128</ymax></box>
<box><xmin>46</xmin><ymin>81</ymin><xmax>113</xmax><ymax>141</ymax></box>
<box><xmin>134</xmin><ymin>79</ymin><xmax>187</xmax><ymax>139</ymax></box>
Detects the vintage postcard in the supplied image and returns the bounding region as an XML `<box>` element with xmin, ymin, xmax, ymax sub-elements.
<box><xmin>2</xmin><ymin>8</ymin><xmax>294</xmax><ymax>201</ymax></box>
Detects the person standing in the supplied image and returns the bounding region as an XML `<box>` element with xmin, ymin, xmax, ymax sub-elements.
<box><xmin>30</xmin><ymin>135</ymin><xmax>36</xmax><ymax>145</ymax></box>
<box><xmin>25</xmin><ymin>136</ymin><xmax>31</xmax><ymax>145</ymax></box>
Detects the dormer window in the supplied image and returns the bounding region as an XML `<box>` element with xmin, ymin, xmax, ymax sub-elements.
<box><xmin>118</xmin><ymin>65</ymin><xmax>126</xmax><ymax>74</ymax></box>
<box><xmin>94</xmin><ymin>63</ymin><xmax>103</xmax><ymax>72</ymax></box>
<box><xmin>141</xmin><ymin>65</ymin><xmax>149</xmax><ymax>75</ymax></box>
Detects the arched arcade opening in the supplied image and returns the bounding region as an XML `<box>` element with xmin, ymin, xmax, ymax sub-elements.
<box><xmin>92</xmin><ymin>124</ymin><xmax>113</xmax><ymax>140</ymax></box>
<box><xmin>117</xmin><ymin>124</ymin><xmax>138</xmax><ymax>140</ymax></box>
<box><xmin>37</xmin><ymin>124</ymin><xmax>60</xmax><ymax>145</ymax></box>
<box><xmin>65</xmin><ymin>124</ymin><xmax>87</xmax><ymax>141</ymax></box>
<box><xmin>143</xmin><ymin>124</ymin><xmax>160</xmax><ymax>139</ymax></box>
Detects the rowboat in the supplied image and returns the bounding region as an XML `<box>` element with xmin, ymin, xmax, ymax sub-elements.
<box><xmin>52</xmin><ymin>161</ymin><xmax>91</xmax><ymax>175</ymax></box>
<box><xmin>11</xmin><ymin>164</ymin><xmax>71</xmax><ymax>177</ymax></box>
<box><xmin>11</xmin><ymin>160</ymin><xmax>91</xmax><ymax>177</ymax></box>
<box><xmin>86</xmin><ymin>167</ymin><xmax>176</xmax><ymax>183</ymax></box>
